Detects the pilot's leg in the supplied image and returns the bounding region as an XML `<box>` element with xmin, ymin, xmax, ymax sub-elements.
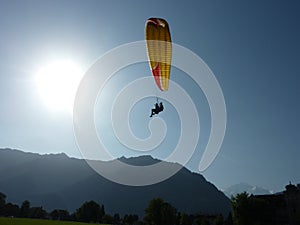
<box><xmin>150</xmin><ymin>109</ymin><xmax>154</xmax><ymax>117</ymax></box>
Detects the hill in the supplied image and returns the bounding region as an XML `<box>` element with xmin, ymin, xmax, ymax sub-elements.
<box><xmin>0</xmin><ymin>148</ymin><xmax>230</xmax><ymax>216</ymax></box>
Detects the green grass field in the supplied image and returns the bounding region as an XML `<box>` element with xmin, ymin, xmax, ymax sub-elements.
<box><xmin>0</xmin><ymin>217</ymin><xmax>109</xmax><ymax>225</ymax></box>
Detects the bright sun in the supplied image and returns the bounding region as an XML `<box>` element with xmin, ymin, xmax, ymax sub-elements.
<box><xmin>35</xmin><ymin>60</ymin><xmax>83</xmax><ymax>113</ymax></box>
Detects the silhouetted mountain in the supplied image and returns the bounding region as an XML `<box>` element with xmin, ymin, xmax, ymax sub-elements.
<box><xmin>224</xmin><ymin>183</ymin><xmax>272</xmax><ymax>197</ymax></box>
<box><xmin>0</xmin><ymin>148</ymin><xmax>230</xmax><ymax>216</ymax></box>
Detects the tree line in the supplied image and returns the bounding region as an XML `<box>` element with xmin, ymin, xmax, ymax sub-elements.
<box><xmin>0</xmin><ymin>191</ymin><xmax>234</xmax><ymax>225</ymax></box>
<box><xmin>1</xmin><ymin>191</ymin><xmax>279</xmax><ymax>225</ymax></box>
<box><xmin>8</xmin><ymin>191</ymin><xmax>290</xmax><ymax>225</ymax></box>
<box><xmin>2</xmin><ymin>190</ymin><xmax>299</xmax><ymax>224</ymax></box>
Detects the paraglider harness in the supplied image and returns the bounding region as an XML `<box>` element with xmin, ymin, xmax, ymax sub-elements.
<box><xmin>150</xmin><ymin>97</ymin><xmax>164</xmax><ymax>117</ymax></box>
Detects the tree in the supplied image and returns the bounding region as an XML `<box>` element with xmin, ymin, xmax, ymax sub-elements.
<box><xmin>0</xmin><ymin>192</ymin><xmax>6</xmax><ymax>216</ymax></box>
<box><xmin>231</xmin><ymin>192</ymin><xmax>252</xmax><ymax>225</ymax></box>
<box><xmin>75</xmin><ymin>200</ymin><xmax>104</xmax><ymax>223</ymax></box>
<box><xmin>123</xmin><ymin>214</ymin><xmax>139</xmax><ymax>225</ymax></box>
<box><xmin>144</xmin><ymin>198</ymin><xmax>164</xmax><ymax>225</ymax></box>
<box><xmin>200</xmin><ymin>219</ymin><xmax>210</xmax><ymax>225</ymax></box>
<box><xmin>161</xmin><ymin>202</ymin><xmax>177</xmax><ymax>225</ymax></box>
<box><xmin>113</xmin><ymin>213</ymin><xmax>121</xmax><ymax>225</ymax></box>
<box><xmin>28</xmin><ymin>206</ymin><xmax>47</xmax><ymax>219</ymax></box>
<box><xmin>102</xmin><ymin>214</ymin><xmax>114</xmax><ymax>224</ymax></box>
<box><xmin>50</xmin><ymin>209</ymin><xmax>70</xmax><ymax>221</ymax></box>
<box><xmin>144</xmin><ymin>198</ymin><xmax>177</xmax><ymax>225</ymax></box>
<box><xmin>4</xmin><ymin>203</ymin><xmax>19</xmax><ymax>217</ymax></box>
<box><xmin>214</xmin><ymin>214</ymin><xmax>224</xmax><ymax>225</ymax></box>
<box><xmin>50</xmin><ymin>209</ymin><xmax>59</xmax><ymax>220</ymax></box>
<box><xmin>231</xmin><ymin>192</ymin><xmax>268</xmax><ymax>225</ymax></box>
<box><xmin>20</xmin><ymin>200</ymin><xmax>30</xmax><ymax>218</ymax></box>
<box><xmin>224</xmin><ymin>212</ymin><xmax>233</xmax><ymax>225</ymax></box>
<box><xmin>179</xmin><ymin>212</ymin><xmax>192</xmax><ymax>225</ymax></box>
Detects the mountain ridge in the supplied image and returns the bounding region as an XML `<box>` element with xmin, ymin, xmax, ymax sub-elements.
<box><xmin>223</xmin><ymin>182</ymin><xmax>272</xmax><ymax>198</ymax></box>
<box><xmin>0</xmin><ymin>148</ymin><xmax>230</xmax><ymax>216</ymax></box>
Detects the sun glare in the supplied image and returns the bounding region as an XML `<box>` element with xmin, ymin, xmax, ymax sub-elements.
<box><xmin>35</xmin><ymin>60</ymin><xmax>83</xmax><ymax>113</ymax></box>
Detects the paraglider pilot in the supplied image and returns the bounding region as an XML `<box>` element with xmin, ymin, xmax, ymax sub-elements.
<box><xmin>150</xmin><ymin>102</ymin><xmax>164</xmax><ymax>117</ymax></box>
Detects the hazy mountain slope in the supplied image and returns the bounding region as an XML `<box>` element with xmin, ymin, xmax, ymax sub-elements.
<box><xmin>224</xmin><ymin>182</ymin><xmax>272</xmax><ymax>197</ymax></box>
<box><xmin>0</xmin><ymin>148</ymin><xmax>230</xmax><ymax>216</ymax></box>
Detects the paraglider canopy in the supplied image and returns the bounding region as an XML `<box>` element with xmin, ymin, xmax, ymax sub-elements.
<box><xmin>145</xmin><ymin>18</ymin><xmax>172</xmax><ymax>91</ymax></box>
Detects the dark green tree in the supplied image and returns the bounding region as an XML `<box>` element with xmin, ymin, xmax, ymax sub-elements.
<box><xmin>20</xmin><ymin>200</ymin><xmax>30</xmax><ymax>218</ymax></box>
<box><xmin>200</xmin><ymin>219</ymin><xmax>210</xmax><ymax>225</ymax></box>
<box><xmin>28</xmin><ymin>206</ymin><xmax>47</xmax><ymax>219</ymax></box>
<box><xmin>144</xmin><ymin>198</ymin><xmax>164</xmax><ymax>225</ymax></box>
<box><xmin>113</xmin><ymin>213</ymin><xmax>121</xmax><ymax>225</ymax></box>
<box><xmin>193</xmin><ymin>215</ymin><xmax>211</xmax><ymax>225</ymax></box>
<box><xmin>50</xmin><ymin>209</ymin><xmax>59</xmax><ymax>220</ymax></box>
<box><xmin>50</xmin><ymin>209</ymin><xmax>70</xmax><ymax>221</ymax></box>
<box><xmin>68</xmin><ymin>212</ymin><xmax>77</xmax><ymax>221</ymax></box>
<box><xmin>231</xmin><ymin>192</ymin><xmax>268</xmax><ymax>225</ymax></box>
<box><xmin>231</xmin><ymin>192</ymin><xmax>252</xmax><ymax>225</ymax></box>
<box><xmin>161</xmin><ymin>202</ymin><xmax>177</xmax><ymax>225</ymax></box>
<box><xmin>75</xmin><ymin>200</ymin><xmax>104</xmax><ymax>223</ymax></box>
<box><xmin>58</xmin><ymin>209</ymin><xmax>70</xmax><ymax>221</ymax></box>
<box><xmin>144</xmin><ymin>198</ymin><xmax>177</xmax><ymax>225</ymax></box>
<box><xmin>102</xmin><ymin>214</ymin><xmax>114</xmax><ymax>224</ymax></box>
<box><xmin>214</xmin><ymin>214</ymin><xmax>224</xmax><ymax>225</ymax></box>
<box><xmin>123</xmin><ymin>214</ymin><xmax>139</xmax><ymax>225</ymax></box>
<box><xmin>0</xmin><ymin>192</ymin><xmax>6</xmax><ymax>216</ymax></box>
<box><xmin>4</xmin><ymin>203</ymin><xmax>20</xmax><ymax>217</ymax></box>
<box><xmin>179</xmin><ymin>212</ymin><xmax>192</xmax><ymax>225</ymax></box>
<box><xmin>100</xmin><ymin>204</ymin><xmax>105</xmax><ymax>218</ymax></box>
<box><xmin>224</xmin><ymin>212</ymin><xmax>234</xmax><ymax>225</ymax></box>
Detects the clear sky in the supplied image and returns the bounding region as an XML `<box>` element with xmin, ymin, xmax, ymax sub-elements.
<box><xmin>0</xmin><ymin>0</ymin><xmax>299</xmax><ymax>192</ymax></box>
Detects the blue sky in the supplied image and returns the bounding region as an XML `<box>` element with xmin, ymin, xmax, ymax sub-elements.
<box><xmin>0</xmin><ymin>0</ymin><xmax>299</xmax><ymax>192</ymax></box>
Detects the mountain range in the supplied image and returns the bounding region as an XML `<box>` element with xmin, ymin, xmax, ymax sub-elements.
<box><xmin>223</xmin><ymin>183</ymin><xmax>272</xmax><ymax>198</ymax></box>
<box><xmin>0</xmin><ymin>148</ymin><xmax>230</xmax><ymax>216</ymax></box>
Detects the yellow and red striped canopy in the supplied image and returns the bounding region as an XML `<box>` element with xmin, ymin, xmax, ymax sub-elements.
<box><xmin>145</xmin><ymin>18</ymin><xmax>172</xmax><ymax>91</ymax></box>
